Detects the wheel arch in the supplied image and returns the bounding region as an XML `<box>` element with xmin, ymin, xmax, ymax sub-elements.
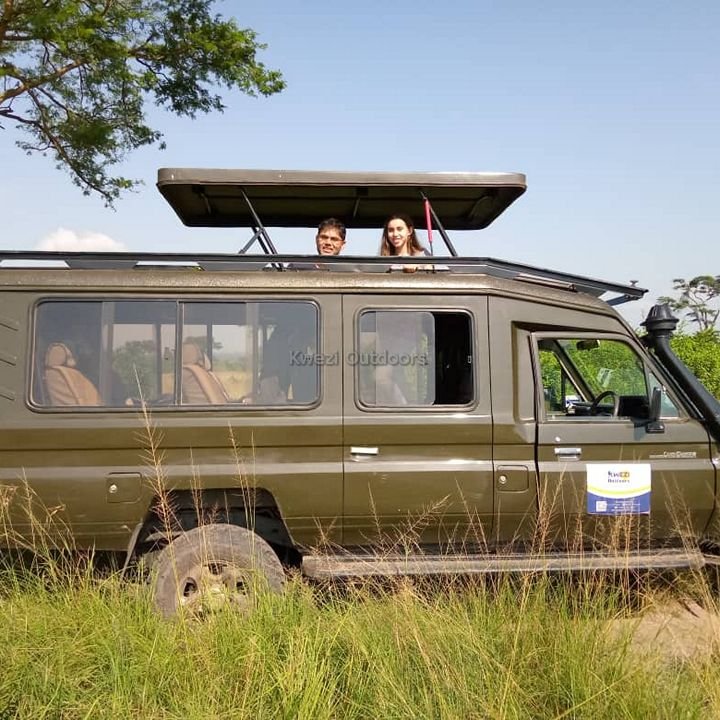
<box><xmin>124</xmin><ymin>487</ymin><xmax>297</xmax><ymax>569</ymax></box>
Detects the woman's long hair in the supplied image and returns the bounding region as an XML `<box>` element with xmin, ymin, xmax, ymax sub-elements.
<box><xmin>379</xmin><ymin>213</ymin><xmax>425</xmax><ymax>256</ymax></box>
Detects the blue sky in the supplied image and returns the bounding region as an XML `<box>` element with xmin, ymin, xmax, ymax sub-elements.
<box><xmin>2</xmin><ymin>0</ymin><xmax>719</xmax><ymax>327</ymax></box>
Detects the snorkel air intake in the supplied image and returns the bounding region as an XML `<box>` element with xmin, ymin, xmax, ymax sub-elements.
<box><xmin>643</xmin><ymin>304</ymin><xmax>720</xmax><ymax>445</ymax></box>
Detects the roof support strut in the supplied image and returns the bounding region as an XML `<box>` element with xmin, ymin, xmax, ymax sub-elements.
<box><xmin>238</xmin><ymin>189</ymin><xmax>278</xmax><ymax>255</ymax></box>
<box><xmin>419</xmin><ymin>191</ymin><xmax>458</xmax><ymax>257</ymax></box>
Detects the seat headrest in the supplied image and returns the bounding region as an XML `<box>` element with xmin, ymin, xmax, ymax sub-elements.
<box><xmin>182</xmin><ymin>342</ymin><xmax>211</xmax><ymax>369</ymax></box>
<box><xmin>45</xmin><ymin>343</ymin><xmax>76</xmax><ymax>368</ymax></box>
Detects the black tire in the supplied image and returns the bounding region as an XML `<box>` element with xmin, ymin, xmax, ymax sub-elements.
<box><xmin>150</xmin><ymin>523</ymin><xmax>285</xmax><ymax>617</ymax></box>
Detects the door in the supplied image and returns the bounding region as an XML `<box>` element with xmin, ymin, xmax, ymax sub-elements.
<box><xmin>341</xmin><ymin>295</ymin><xmax>494</xmax><ymax>548</ymax></box>
<box><xmin>533</xmin><ymin>331</ymin><xmax>716</xmax><ymax>547</ymax></box>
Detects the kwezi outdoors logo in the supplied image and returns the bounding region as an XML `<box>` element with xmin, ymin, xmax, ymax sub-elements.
<box><xmin>606</xmin><ymin>470</ymin><xmax>631</xmax><ymax>483</ymax></box>
<box><xmin>290</xmin><ymin>350</ymin><xmax>429</xmax><ymax>367</ymax></box>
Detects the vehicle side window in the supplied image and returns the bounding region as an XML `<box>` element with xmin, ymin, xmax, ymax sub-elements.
<box><xmin>33</xmin><ymin>300</ymin><xmax>176</xmax><ymax>407</ymax></box>
<box><xmin>357</xmin><ymin>310</ymin><xmax>473</xmax><ymax>408</ymax></box>
<box><xmin>537</xmin><ymin>337</ymin><xmax>651</xmax><ymax>420</ymax></box>
<box><xmin>33</xmin><ymin>299</ymin><xmax>318</xmax><ymax>409</ymax></box>
<box><xmin>181</xmin><ymin>301</ymin><xmax>318</xmax><ymax>406</ymax></box>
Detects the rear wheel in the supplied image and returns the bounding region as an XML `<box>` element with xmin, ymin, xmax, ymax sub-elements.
<box><xmin>150</xmin><ymin>523</ymin><xmax>285</xmax><ymax>617</ymax></box>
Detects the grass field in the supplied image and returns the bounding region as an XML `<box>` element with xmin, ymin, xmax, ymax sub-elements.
<box><xmin>2</xmin><ymin>413</ymin><xmax>719</xmax><ymax>718</ymax></box>
<box><xmin>2</xmin><ymin>560</ymin><xmax>720</xmax><ymax>719</ymax></box>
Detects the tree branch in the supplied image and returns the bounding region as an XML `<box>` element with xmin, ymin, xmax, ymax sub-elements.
<box><xmin>34</xmin><ymin>83</ymin><xmax>71</xmax><ymax>115</ymax></box>
<box><xmin>0</xmin><ymin>107</ymin><xmax>40</xmax><ymax>125</ymax></box>
<box><xmin>25</xmin><ymin>86</ymin><xmax>115</xmax><ymax>203</ymax></box>
<box><xmin>0</xmin><ymin>59</ymin><xmax>85</xmax><ymax>105</ymax></box>
<box><xmin>0</xmin><ymin>0</ymin><xmax>16</xmax><ymax>44</ymax></box>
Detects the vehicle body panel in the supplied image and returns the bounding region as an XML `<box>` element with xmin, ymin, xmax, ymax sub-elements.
<box><xmin>341</xmin><ymin>294</ymin><xmax>493</xmax><ymax>546</ymax></box>
<box><xmin>0</xmin><ymin>269</ymin><xmax>717</xmax><ymax>563</ymax></box>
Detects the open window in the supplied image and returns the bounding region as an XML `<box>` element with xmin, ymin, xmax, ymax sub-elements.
<box><xmin>357</xmin><ymin>309</ymin><xmax>473</xmax><ymax>408</ymax></box>
<box><xmin>536</xmin><ymin>335</ymin><xmax>680</xmax><ymax>420</ymax></box>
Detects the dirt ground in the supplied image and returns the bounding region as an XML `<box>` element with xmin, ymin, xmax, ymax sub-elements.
<box><xmin>612</xmin><ymin>600</ymin><xmax>720</xmax><ymax>661</ymax></box>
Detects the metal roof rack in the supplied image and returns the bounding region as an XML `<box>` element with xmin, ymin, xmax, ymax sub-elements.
<box><xmin>1</xmin><ymin>169</ymin><xmax>645</xmax><ymax>304</ymax></box>
<box><xmin>0</xmin><ymin>251</ymin><xmax>646</xmax><ymax>305</ymax></box>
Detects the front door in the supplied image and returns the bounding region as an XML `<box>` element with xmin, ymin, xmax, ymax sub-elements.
<box><xmin>341</xmin><ymin>295</ymin><xmax>494</xmax><ymax>548</ymax></box>
<box><xmin>533</xmin><ymin>331</ymin><xmax>716</xmax><ymax>547</ymax></box>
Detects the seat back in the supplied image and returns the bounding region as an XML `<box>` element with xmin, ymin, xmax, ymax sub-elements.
<box><xmin>181</xmin><ymin>342</ymin><xmax>229</xmax><ymax>404</ymax></box>
<box><xmin>44</xmin><ymin>343</ymin><xmax>102</xmax><ymax>406</ymax></box>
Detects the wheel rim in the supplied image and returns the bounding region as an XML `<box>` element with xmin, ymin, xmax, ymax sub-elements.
<box><xmin>179</xmin><ymin>561</ymin><xmax>256</xmax><ymax>614</ymax></box>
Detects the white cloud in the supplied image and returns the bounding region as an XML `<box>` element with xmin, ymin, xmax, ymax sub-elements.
<box><xmin>36</xmin><ymin>228</ymin><xmax>126</xmax><ymax>252</ymax></box>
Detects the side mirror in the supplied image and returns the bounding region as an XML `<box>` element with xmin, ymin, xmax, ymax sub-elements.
<box><xmin>646</xmin><ymin>386</ymin><xmax>666</xmax><ymax>434</ymax></box>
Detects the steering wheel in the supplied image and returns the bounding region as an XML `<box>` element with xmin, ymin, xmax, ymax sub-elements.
<box><xmin>589</xmin><ymin>390</ymin><xmax>620</xmax><ymax>417</ymax></box>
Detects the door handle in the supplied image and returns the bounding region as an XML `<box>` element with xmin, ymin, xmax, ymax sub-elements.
<box><xmin>554</xmin><ymin>447</ymin><xmax>582</xmax><ymax>460</ymax></box>
<box><xmin>350</xmin><ymin>446</ymin><xmax>379</xmax><ymax>456</ymax></box>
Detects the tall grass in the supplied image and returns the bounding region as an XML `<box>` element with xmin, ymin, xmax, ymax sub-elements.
<box><xmin>1</xmin><ymin>564</ymin><xmax>720</xmax><ymax>719</ymax></box>
<box><xmin>2</xmin><ymin>408</ymin><xmax>719</xmax><ymax>717</ymax></box>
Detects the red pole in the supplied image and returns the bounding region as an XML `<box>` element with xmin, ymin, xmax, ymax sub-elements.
<box><xmin>424</xmin><ymin>198</ymin><xmax>434</xmax><ymax>256</ymax></box>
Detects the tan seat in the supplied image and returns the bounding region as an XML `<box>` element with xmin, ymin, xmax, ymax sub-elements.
<box><xmin>44</xmin><ymin>343</ymin><xmax>102</xmax><ymax>406</ymax></box>
<box><xmin>181</xmin><ymin>342</ymin><xmax>229</xmax><ymax>405</ymax></box>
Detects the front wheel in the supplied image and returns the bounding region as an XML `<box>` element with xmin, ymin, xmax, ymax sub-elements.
<box><xmin>150</xmin><ymin>523</ymin><xmax>285</xmax><ymax>617</ymax></box>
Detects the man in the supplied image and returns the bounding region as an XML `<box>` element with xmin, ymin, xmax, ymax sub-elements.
<box><xmin>286</xmin><ymin>218</ymin><xmax>346</xmax><ymax>272</ymax></box>
<box><xmin>315</xmin><ymin>218</ymin><xmax>346</xmax><ymax>255</ymax></box>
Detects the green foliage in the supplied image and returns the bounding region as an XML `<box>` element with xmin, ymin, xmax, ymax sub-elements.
<box><xmin>565</xmin><ymin>339</ymin><xmax>646</xmax><ymax>395</ymax></box>
<box><xmin>112</xmin><ymin>339</ymin><xmax>159</xmax><ymax>397</ymax></box>
<box><xmin>671</xmin><ymin>330</ymin><xmax>720</xmax><ymax>400</ymax></box>
<box><xmin>539</xmin><ymin>339</ymin><xmax>647</xmax><ymax>411</ymax></box>
<box><xmin>541</xmin><ymin>331</ymin><xmax>720</xmax><ymax>404</ymax></box>
<box><xmin>539</xmin><ymin>349</ymin><xmax>565</xmax><ymax>408</ymax></box>
<box><xmin>0</xmin><ymin>0</ymin><xmax>285</xmax><ymax>203</ymax></box>
<box><xmin>659</xmin><ymin>276</ymin><xmax>720</xmax><ymax>331</ymax></box>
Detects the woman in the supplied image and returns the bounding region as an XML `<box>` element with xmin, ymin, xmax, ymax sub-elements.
<box><xmin>379</xmin><ymin>213</ymin><xmax>427</xmax><ymax>257</ymax></box>
<box><xmin>379</xmin><ymin>213</ymin><xmax>428</xmax><ymax>273</ymax></box>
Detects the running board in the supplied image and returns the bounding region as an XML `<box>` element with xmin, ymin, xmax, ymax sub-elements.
<box><xmin>302</xmin><ymin>548</ymin><xmax>708</xmax><ymax>579</ymax></box>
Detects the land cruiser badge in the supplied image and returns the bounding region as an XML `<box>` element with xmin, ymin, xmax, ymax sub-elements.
<box><xmin>586</xmin><ymin>463</ymin><xmax>651</xmax><ymax>515</ymax></box>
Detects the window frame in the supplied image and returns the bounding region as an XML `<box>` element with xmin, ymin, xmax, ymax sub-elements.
<box><xmin>29</xmin><ymin>296</ymin><xmax>322</xmax><ymax>412</ymax></box>
<box><xmin>531</xmin><ymin>330</ymin><xmax>688</xmax><ymax>423</ymax></box>
<box><xmin>353</xmin><ymin>306</ymin><xmax>477</xmax><ymax>413</ymax></box>
<box><xmin>29</xmin><ymin>297</ymin><xmax>180</xmax><ymax>412</ymax></box>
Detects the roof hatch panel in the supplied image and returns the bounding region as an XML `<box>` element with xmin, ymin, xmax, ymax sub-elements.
<box><xmin>156</xmin><ymin>169</ymin><xmax>527</xmax><ymax>229</ymax></box>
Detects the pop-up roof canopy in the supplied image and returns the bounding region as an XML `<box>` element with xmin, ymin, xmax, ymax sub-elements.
<box><xmin>156</xmin><ymin>168</ymin><xmax>527</xmax><ymax>230</ymax></box>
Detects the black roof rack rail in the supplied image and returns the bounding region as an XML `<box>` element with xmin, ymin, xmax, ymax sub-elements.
<box><xmin>0</xmin><ymin>251</ymin><xmax>646</xmax><ymax>305</ymax></box>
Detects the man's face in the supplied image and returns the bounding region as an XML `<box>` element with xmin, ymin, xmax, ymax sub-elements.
<box><xmin>316</xmin><ymin>227</ymin><xmax>345</xmax><ymax>255</ymax></box>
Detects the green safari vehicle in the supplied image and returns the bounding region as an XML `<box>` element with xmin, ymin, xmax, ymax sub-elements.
<box><xmin>1</xmin><ymin>169</ymin><xmax>719</xmax><ymax>615</ymax></box>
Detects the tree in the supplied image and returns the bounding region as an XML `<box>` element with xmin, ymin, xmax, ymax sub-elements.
<box><xmin>671</xmin><ymin>331</ymin><xmax>720</xmax><ymax>400</ymax></box>
<box><xmin>0</xmin><ymin>0</ymin><xmax>284</xmax><ymax>204</ymax></box>
<box><xmin>658</xmin><ymin>275</ymin><xmax>720</xmax><ymax>332</ymax></box>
